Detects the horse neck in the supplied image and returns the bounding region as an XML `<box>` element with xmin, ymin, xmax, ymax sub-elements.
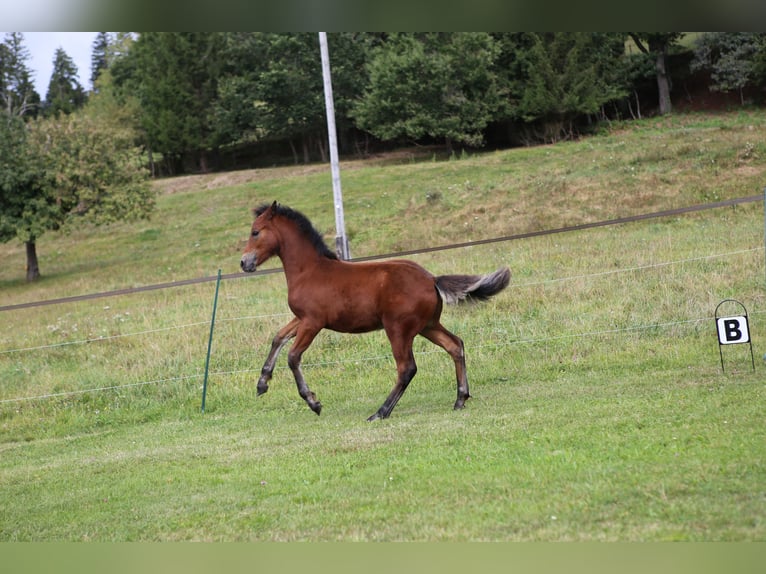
<box><xmin>276</xmin><ymin>223</ymin><xmax>328</xmax><ymax>279</ymax></box>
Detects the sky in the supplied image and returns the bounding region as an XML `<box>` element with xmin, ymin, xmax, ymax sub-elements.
<box><xmin>15</xmin><ymin>32</ymin><xmax>98</xmax><ymax>96</ymax></box>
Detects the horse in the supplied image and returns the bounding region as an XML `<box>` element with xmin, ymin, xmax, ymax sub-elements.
<box><xmin>240</xmin><ymin>201</ymin><xmax>510</xmax><ymax>421</ymax></box>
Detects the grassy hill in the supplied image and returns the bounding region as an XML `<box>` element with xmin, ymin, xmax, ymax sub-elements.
<box><xmin>1</xmin><ymin>110</ymin><xmax>765</xmax><ymax>541</ymax></box>
<box><xmin>2</xmin><ymin>110</ymin><xmax>765</xmax><ymax>302</ymax></box>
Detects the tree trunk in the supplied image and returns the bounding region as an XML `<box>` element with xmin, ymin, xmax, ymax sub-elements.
<box><xmin>302</xmin><ymin>136</ymin><xmax>310</xmax><ymax>164</ymax></box>
<box><xmin>148</xmin><ymin>148</ymin><xmax>155</xmax><ymax>178</ymax></box>
<box><xmin>25</xmin><ymin>240</ymin><xmax>40</xmax><ymax>282</ymax></box>
<box><xmin>655</xmin><ymin>50</ymin><xmax>672</xmax><ymax>115</ymax></box>
<box><xmin>317</xmin><ymin>135</ymin><xmax>327</xmax><ymax>163</ymax></box>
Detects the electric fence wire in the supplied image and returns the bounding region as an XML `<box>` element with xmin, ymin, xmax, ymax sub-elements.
<box><xmin>1</xmin><ymin>245</ymin><xmax>762</xmax><ymax>404</ymax></box>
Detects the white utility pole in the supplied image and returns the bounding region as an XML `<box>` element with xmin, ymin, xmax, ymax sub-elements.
<box><xmin>319</xmin><ymin>32</ymin><xmax>350</xmax><ymax>260</ymax></box>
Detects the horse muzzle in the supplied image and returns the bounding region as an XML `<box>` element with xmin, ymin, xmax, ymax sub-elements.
<box><xmin>240</xmin><ymin>252</ymin><xmax>258</xmax><ymax>273</ymax></box>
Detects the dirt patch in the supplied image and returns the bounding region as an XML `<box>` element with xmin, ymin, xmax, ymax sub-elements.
<box><xmin>732</xmin><ymin>164</ymin><xmax>764</xmax><ymax>178</ymax></box>
<box><xmin>152</xmin><ymin>165</ymin><xmax>327</xmax><ymax>195</ymax></box>
<box><xmin>151</xmin><ymin>147</ymin><xmax>445</xmax><ymax>196</ymax></box>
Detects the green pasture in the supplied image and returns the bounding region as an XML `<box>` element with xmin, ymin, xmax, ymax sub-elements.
<box><xmin>1</xmin><ymin>110</ymin><xmax>765</xmax><ymax>541</ymax></box>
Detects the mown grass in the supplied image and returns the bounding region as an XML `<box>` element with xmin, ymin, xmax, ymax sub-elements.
<box><xmin>0</xmin><ymin>110</ymin><xmax>765</xmax><ymax>541</ymax></box>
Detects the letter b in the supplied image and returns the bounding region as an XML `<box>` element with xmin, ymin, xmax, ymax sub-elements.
<box><xmin>717</xmin><ymin>316</ymin><xmax>749</xmax><ymax>345</ymax></box>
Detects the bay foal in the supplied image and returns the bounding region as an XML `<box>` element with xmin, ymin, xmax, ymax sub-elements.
<box><xmin>241</xmin><ymin>202</ymin><xmax>510</xmax><ymax>420</ymax></box>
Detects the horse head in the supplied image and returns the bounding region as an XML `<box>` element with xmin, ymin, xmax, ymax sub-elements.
<box><xmin>240</xmin><ymin>201</ymin><xmax>280</xmax><ymax>273</ymax></box>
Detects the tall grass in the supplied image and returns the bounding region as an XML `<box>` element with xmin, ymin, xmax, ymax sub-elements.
<box><xmin>1</xmin><ymin>110</ymin><xmax>765</xmax><ymax>540</ymax></box>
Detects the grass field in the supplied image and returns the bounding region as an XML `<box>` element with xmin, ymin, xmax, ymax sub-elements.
<box><xmin>1</xmin><ymin>110</ymin><xmax>765</xmax><ymax>541</ymax></box>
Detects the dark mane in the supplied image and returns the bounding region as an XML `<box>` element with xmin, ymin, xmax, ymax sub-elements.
<box><xmin>255</xmin><ymin>203</ymin><xmax>338</xmax><ymax>260</ymax></box>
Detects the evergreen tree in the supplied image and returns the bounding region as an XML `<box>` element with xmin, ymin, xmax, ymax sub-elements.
<box><xmin>44</xmin><ymin>47</ymin><xmax>86</xmax><ymax>116</ymax></box>
<box><xmin>90</xmin><ymin>32</ymin><xmax>110</xmax><ymax>90</ymax></box>
<box><xmin>124</xmin><ymin>32</ymin><xmax>226</xmax><ymax>174</ymax></box>
<box><xmin>354</xmin><ymin>33</ymin><xmax>503</xmax><ymax>148</ymax></box>
<box><xmin>499</xmin><ymin>33</ymin><xmax>627</xmax><ymax>141</ymax></box>
<box><xmin>0</xmin><ymin>32</ymin><xmax>41</xmax><ymax>118</ymax></box>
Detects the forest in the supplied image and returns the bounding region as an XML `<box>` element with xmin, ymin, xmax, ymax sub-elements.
<box><xmin>2</xmin><ymin>32</ymin><xmax>766</xmax><ymax>280</ymax></box>
<box><xmin>5</xmin><ymin>32</ymin><xmax>766</xmax><ymax>173</ymax></box>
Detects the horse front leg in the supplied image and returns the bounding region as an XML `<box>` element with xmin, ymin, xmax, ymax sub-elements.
<box><xmin>257</xmin><ymin>317</ymin><xmax>300</xmax><ymax>396</ymax></box>
<box><xmin>287</xmin><ymin>325</ymin><xmax>323</xmax><ymax>415</ymax></box>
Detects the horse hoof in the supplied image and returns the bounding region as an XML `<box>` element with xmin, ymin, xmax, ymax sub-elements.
<box><xmin>367</xmin><ymin>410</ymin><xmax>387</xmax><ymax>422</ymax></box>
<box><xmin>311</xmin><ymin>402</ymin><xmax>322</xmax><ymax>416</ymax></box>
<box><xmin>453</xmin><ymin>399</ymin><xmax>468</xmax><ymax>410</ymax></box>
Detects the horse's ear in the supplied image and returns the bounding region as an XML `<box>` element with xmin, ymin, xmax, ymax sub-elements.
<box><xmin>267</xmin><ymin>201</ymin><xmax>278</xmax><ymax>219</ymax></box>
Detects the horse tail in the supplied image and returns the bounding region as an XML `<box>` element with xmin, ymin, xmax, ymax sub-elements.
<box><xmin>435</xmin><ymin>267</ymin><xmax>511</xmax><ymax>305</ymax></box>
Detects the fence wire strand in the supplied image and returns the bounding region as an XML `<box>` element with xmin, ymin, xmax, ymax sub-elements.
<box><xmin>6</xmin><ymin>310</ymin><xmax>765</xmax><ymax>405</ymax></box>
<box><xmin>1</xmin><ymin>240</ymin><xmax>763</xmax><ymax>404</ymax></box>
<box><xmin>0</xmin><ymin>374</ymin><xmax>204</xmax><ymax>404</ymax></box>
<box><xmin>2</xmin><ymin>246</ymin><xmax>759</xmax><ymax>356</ymax></box>
<box><xmin>0</xmin><ymin>321</ymin><xmax>212</xmax><ymax>355</ymax></box>
<box><xmin>510</xmin><ymin>247</ymin><xmax>764</xmax><ymax>289</ymax></box>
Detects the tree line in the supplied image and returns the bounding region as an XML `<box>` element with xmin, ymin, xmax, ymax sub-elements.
<box><xmin>106</xmin><ymin>32</ymin><xmax>765</xmax><ymax>174</ymax></box>
<box><xmin>2</xmin><ymin>32</ymin><xmax>766</xmax><ymax>281</ymax></box>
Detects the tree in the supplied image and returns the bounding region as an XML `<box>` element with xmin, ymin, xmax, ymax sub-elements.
<box><xmin>691</xmin><ymin>32</ymin><xmax>765</xmax><ymax>104</ymax></box>
<box><xmin>0</xmin><ymin>33</ymin><xmax>44</xmax><ymax>280</ymax></box>
<box><xmin>0</xmin><ymin>106</ymin><xmax>154</xmax><ymax>281</ymax></box>
<box><xmin>492</xmin><ymin>33</ymin><xmax>627</xmax><ymax>141</ymax></box>
<box><xmin>354</xmin><ymin>33</ymin><xmax>503</xmax><ymax>148</ymax></box>
<box><xmin>0</xmin><ymin>114</ymin><xmax>45</xmax><ymax>280</ymax></box>
<box><xmin>122</xmin><ymin>32</ymin><xmax>227</xmax><ymax>174</ymax></box>
<box><xmin>212</xmin><ymin>33</ymin><xmax>374</xmax><ymax>162</ymax></box>
<box><xmin>752</xmin><ymin>35</ymin><xmax>766</xmax><ymax>88</ymax></box>
<box><xmin>210</xmin><ymin>33</ymin><xmax>270</xmax><ymax>149</ymax></box>
<box><xmin>90</xmin><ymin>32</ymin><xmax>110</xmax><ymax>89</ymax></box>
<box><xmin>44</xmin><ymin>47</ymin><xmax>86</xmax><ymax>116</ymax></box>
<box><xmin>613</xmin><ymin>44</ymin><xmax>656</xmax><ymax>120</ymax></box>
<box><xmin>96</xmin><ymin>33</ymin><xmax>141</xmax><ymax>135</ymax></box>
<box><xmin>318</xmin><ymin>33</ymin><xmax>379</xmax><ymax>154</ymax></box>
<box><xmin>252</xmin><ymin>33</ymin><xmax>327</xmax><ymax>163</ymax></box>
<box><xmin>91</xmin><ymin>33</ymin><xmax>136</xmax><ymax>93</ymax></box>
<box><xmin>629</xmin><ymin>33</ymin><xmax>683</xmax><ymax>115</ymax></box>
<box><xmin>0</xmin><ymin>32</ymin><xmax>41</xmax><ymax>118</ymax></box>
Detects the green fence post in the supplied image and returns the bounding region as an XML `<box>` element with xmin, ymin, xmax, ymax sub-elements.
<box><xmin>201</xmin><ymin>269</ymin><xmax>222</xmax><ymax>413</ymax></box>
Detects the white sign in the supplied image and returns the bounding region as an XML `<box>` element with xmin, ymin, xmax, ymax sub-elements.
<box><xmin>716</xmin><ymin>316</ymin><xmax>750</xmax><ymax>345</ymax></box>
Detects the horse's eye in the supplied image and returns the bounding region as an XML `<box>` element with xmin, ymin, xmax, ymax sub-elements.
<box><xmin>252</xmin><ymin>230</ymin><xmax>260</xmax><ymax>238</ymax></box>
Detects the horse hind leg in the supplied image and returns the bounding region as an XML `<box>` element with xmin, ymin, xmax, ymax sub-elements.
<box><xmin>257</xmin><ymin>317</ymin><xmax>300</xmax><ymax>396</ymax></box>
<box><xmin>368</xmin><ymin>330</ymin><xmax>418</xmax><ymax>421</ymax></box>
<box><xmin>420</xmin><ymin>324</ymin><xmax>470</xmax><ymax>410</ymax></box>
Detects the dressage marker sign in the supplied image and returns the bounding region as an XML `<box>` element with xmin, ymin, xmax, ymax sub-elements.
<box><xmin>716</xmin><ymin>316</ymin><xmax>749</xmax><ymax>345</ymax></box>
<box><xmin>715</xmin><ymin>300</ymin><xmax>755</xmax><ymax>372</ymax></box>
